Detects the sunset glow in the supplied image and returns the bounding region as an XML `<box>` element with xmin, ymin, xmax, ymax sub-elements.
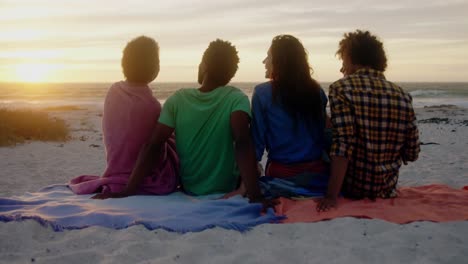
<box><xmin>0</xmin><ymin>0</ymin><xmax>467</xmax><ymax>83</ymax></box>
<box><xmin>14</xmin><ymin>63</ymin><xmax>59</xmax><ymax>83</ymax></box>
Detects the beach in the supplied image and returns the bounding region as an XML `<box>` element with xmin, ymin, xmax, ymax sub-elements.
<box><xmin>0</xmin><ymin>101</ymin><xmax>467</xmax><ymax>263</ymax></box>
<box><xmin>2</xmin><ymin>0</ymin><xmax>468</xmax><ymax>261</ymax></box>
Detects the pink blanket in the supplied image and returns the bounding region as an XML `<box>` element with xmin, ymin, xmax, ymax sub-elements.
<box><xmin>69</xmin><ymin>81</ymin><xmax>179</xmax><ymax>195</ymax></box>
<box><xmin>276</xmin><ymin>185</ymin><xmax>468</xmax><ymax>223</ymax></box>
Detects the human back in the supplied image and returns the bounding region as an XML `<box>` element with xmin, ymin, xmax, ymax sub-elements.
<box><xmin>329</xmin><ymin>68</ymin><xmax>417</xmax><ymax>198</ymax></box>
<box><xmin>252</xmin><ymin>82</ymin><xmax>327</xmax><ymax>164</ymax></box>
<box><xmin>251</xmin><ymin>35</ymin><xmax>328</xmax><ymax>178</ymax></box>
<box><xmin>102</xmin><ymin>80</ymin><xmax>162</xmax><ymax>178</ymax></box>
<box><xmin>158</xmin><ymin>39</ymin><xmax>263</xmax><ymax>197</ymax></box>
<box><xmin>317</xmin><ymin>30</ymin><xmax>420</xmax><ymax>211</ymax></box>
<box><xmin>160</xmin><ymin>85</ymin><xmax>250</xmax><ymax>195</ymax></box>
<box><xmin>70</xmin><ymin>36</ymin><xmax>179</xmax><ymax>196</ymax></box>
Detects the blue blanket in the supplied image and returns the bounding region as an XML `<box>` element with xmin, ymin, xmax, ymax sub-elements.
<box><xmin>0</xmin><ymin>185</ymin><xmax>283</xmax><ymax>233</ymax></box>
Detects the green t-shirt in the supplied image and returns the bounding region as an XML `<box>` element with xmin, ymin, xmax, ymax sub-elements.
<box><xmin>159</xmin><ymin>86</ymin><xmax>251</xmax><ymax>195</ymax></box>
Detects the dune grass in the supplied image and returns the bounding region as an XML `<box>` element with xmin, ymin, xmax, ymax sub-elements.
<box><xmin>0</xmin><ymin>108</ymin><xmax>70</xmax><ymax>146</ymax></box>
<box><xmin>42</xmin><ymin>105</ymin><xmax>85</xmax><ymax>111</ymax></box>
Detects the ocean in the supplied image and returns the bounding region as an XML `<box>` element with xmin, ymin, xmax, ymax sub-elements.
<box><xmin>1</xmin><ymin>82</ymin><xmax>468</xmax><ymax>109</ymax></box>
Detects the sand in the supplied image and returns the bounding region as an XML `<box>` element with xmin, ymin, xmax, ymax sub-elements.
<box><xmin>0</xmin><ymin>105</ymin><xmax>467</xmax><ymax>264</ymax></box>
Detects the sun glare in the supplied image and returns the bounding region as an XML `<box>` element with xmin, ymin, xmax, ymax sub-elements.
<box><xmin>14</xmin><ymin>63</ymin><xmax>58</xmax><ymax>83</ymax></box>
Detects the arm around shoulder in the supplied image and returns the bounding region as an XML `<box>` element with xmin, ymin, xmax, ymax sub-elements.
<box><xmin>92</xmin><ymin>122</ymin><xmax>175</xmax><ymax>199</ymax></box>
<box><xmin>125</xmin><ymin>123</ymin><xmax>175</xmax><ymax>194</ymax></box>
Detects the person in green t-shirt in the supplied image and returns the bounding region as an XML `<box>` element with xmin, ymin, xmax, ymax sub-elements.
<box><xmin>158</xmin><ymin>79</ymin><xmax>250</xmax><ymax>195</ymax></box>
<box><xmin>95</xmin><ymin>39</ymin><xmax>272</xmax><ymax>207</ymax></box>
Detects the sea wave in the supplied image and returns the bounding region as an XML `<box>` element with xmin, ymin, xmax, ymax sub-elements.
<box><xmin>1</xmin><ymin>82</ymin><xmax>468</xmax><ymax>109</ymax></box>
<box><xmin>410</xmin><ymin>89</ymin><xmax>448</xmax><ymax>97</ymax></box>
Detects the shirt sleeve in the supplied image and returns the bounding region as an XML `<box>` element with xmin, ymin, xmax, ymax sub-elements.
<box><xmin>230</xmin><ymin>91</ymin><xmax>252</xmax><ymax>117</ymax></box>
<box><xmin>251</xmin><ymin>88</ymin><xmax>266</xmax><ymax>161</ymax></box>
<box><xmin>158</xmin><ymin>93</ymin><xmax>177</xmax><ymax>128</ymax></box>
<box><xmin>402</xmin><ymin>95</ymin><xmax>420</xmax><ymax>162</ymax></box>
<box><xmin>320</xmin><ymin>88</ymin><xmax>328</xmax><ymax>111</ymax></box>
<box><xmin>329</xmin><ymin>83</ymin><xmax>355</xmax><ymax>159</ymax></box>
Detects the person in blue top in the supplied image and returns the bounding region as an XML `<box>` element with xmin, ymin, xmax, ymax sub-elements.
<box><xmin>251</xmin><ymin>35</ymin><xmax>329</xmax><ymax>179</ymax></box>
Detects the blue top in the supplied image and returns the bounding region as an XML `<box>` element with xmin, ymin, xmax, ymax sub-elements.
<box><xmin>251</xmin><ymin>81</ymin><xmax>328</xmax><ymax>164</ymax></box>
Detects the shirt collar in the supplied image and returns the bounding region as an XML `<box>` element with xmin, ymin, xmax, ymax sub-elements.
<box><xmin>354</xmin><ymin>68</ymin><xmax>386</xmax><ymax>79</ymax></box>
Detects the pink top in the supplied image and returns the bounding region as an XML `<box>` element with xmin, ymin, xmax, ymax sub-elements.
<box><xmin>69</xmin><ymin>81</ymin><xmax>179</xmax><ymax>195</ymax></box>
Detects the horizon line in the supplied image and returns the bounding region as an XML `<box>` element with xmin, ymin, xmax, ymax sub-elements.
<box><xmin>2</xmin><ymin>81</ymin><xmax>468</xmax><ymax>85</ymax></box>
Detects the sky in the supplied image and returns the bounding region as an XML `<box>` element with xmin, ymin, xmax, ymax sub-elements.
<box><xmin>1</xmin><ymin>0</ymin><xmax>468</xmax><ymax>83</ymax></box>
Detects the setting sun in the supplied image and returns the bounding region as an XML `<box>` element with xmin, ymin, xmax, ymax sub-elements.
<box><xmin>14</xmin><ymin>63</ymin><xmax>58</xmax><ymax>83</ymax></box>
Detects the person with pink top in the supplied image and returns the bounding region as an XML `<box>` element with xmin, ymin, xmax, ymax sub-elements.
<box><xmin>69</xmin><ymin>36</ymin><xmax>179</xmax><ymax>197</ymax></box>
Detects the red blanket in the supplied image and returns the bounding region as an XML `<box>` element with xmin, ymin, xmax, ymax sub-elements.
<box><xmin>276</xmin><ymin>185</ymin><xmax>468</xmax><ymax>223</ymax></box>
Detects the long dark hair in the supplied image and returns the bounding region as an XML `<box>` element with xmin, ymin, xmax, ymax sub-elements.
<box><xmin>270</xmin><ymin>35</ymin><xmax>323</xmax><ymax>126</ymax></box>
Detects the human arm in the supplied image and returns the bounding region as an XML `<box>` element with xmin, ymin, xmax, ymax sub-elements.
<box><xmin>221</xmin><ymin>163</ymin><xmax>265</xmax><ymax>199</ymax></box>
<box><xmin>92</xmin><ymin>123</ymin><xmax>174</xmax><ymax>199</ymax></box>
<box><xmin>401</xmin><ymin>97</ymin><xmax>420</xmax><ymax>164</ymax></box>
<box><xmin>316</xmin><ymin>84</ymin><xmax>355</xmax><ymax>211</ymax></box>
<box><xmin>223</xmin><ymin>87</ymin><xmax>266</xmax><ymax>199</ymax></box>
<box><xmin>316</xmin><ymin>156</ymin><xmax>348</xmax><ymax>211</ymax></box>
<box><xmin>221</xmin><ymin>182</ymin><xmax>246</xmax><ymax>199</ymax></box>
<box><xmin>230</xmin><ymin>111</ymin><xmax>263</xmax><ymax>201</ymax></box>
<box><xmin>230</xmin><ymin>111</ymin><xmax>278</xmax><ymax>211</ymax></box>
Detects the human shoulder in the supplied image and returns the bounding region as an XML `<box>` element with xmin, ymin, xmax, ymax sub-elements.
<box><xmin>174</xmin><ymin>87</ymin><xmax>197</xmax><ymax>95</ymax></box>
<box><xmin>252</xmin><ymin>82</ymin><xmax>273</xmax><ymax>105</ymax></box>
<box><xmin>329</xmin><ymin>76</ymin><xmax>352</xmax><ymax>95</ymax></box>
<box><xmin>162</xmin><ymin>88</ymin><xmax>192</xmax><ymax>109</ymax></box>
<box><xmin>222</xmin><ymin>85</ymin><xmax>249</xmax><ymax>99</ymax></box>
<box><xmin>107</xmin><ymin>80</ymin><xmax>125</xmax><ymax>92</ymax></box>
<box><xmin>166</xmin><ymin>87</ymin><xmax>196</xmax><ymax>100</ymax></box>
<box><xmin>223</xmin><ymin>85</ymin><xmax>245</xmax><ymax>93</ymax></box>
<box><xmin>254</xmin><ymin>81</ymin><xmax>272</xmax><ymax>94</ymax></box>
<box><xmin>330</xmin><ymin>75</ymin><xmax>353</xmax><ymax>87</ymax></box>
<box><xmin>105</xmin><ymin>81</ymin><xmax>131</xmax><ymax>101</ymax></box>
<box><xmin>383</xmin><ymin>79</ymin><xmax>405</xmax><ymax>93</ymax></box>
<box><xmin>220</xmin><ymin>86</ymin><xmax>251</xmax><ymax>116</ymax></box>
<box><xmin>386</xmin><ymin>81</ymin><xmax>413</xmax><ymax>102</ymax></box>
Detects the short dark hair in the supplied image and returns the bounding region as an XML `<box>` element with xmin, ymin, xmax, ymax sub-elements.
<box><xmin>121</xmin><ymin>36</ymin><xmax>159</xmax><ymax>83</ymax></box>
<box><xmin>202</xmin><ymin>39</ymin><xmax>239</xmax><ymax>85</ymax></box>
<box><xmin>337</xmin><ymin>30</ymin><xmax>387</xmax><ymax>71</ymax></box>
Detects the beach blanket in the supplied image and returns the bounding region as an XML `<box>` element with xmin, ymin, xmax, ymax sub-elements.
<box><xmin>259</xmin><ymin>174</ymin><xmax>328</xmax><ymax>199</ymax></box>
<box><xmin>2</xmin><ymin>184</ymin><xmax>466</xmax><ymax>233</ymax></box>
<box><xmin>0</xmin><ymin>185</ymin><xmax>282</xmax><ymax>232</ymax></box>
<box><xmin>69</xmin><ymin>81</ymin><xmax>179</xmax><ymax>195</ymax></box>
<box><xmin>276</xmin><ymin>184</ymin><xmax>468</xmax><ymax>224</ymax></box>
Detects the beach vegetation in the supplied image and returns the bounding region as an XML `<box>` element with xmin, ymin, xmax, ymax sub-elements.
<box><xmin>0</xmin><ymin>108</ymin><xmax>69</xmax><ymax>146</ymax></box>
<box><xmin>42</xmin><ymin>105</ymin><xmax>85</xmax><ymax>111</ymax></box>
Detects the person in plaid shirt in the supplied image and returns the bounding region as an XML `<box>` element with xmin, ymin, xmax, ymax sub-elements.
<box><xmin>317</xmin><ymin>30</ymin><xmax>420</xmax><ymax>211</ymax></box>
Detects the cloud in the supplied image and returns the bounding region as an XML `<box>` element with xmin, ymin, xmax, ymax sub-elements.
<box><xmin>1</xmin><ymin>0</ymin><xmax>467</xmax><ymax>81</ymax></box>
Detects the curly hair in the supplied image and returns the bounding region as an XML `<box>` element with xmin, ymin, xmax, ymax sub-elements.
<box><xmin>270</xmin><ymin>34</ymin><xmax>324</xmax><ymax>124</ymax></box>
<box><xmin>336</xmin><ymin>30</ymin><xmax>387</xmax><ymax>71</ymax></box>
<box><xmin>201</xmin><ymin>39</ymin><xmax>239</xmax><ymax>85</ymax></box>
<box><xmin>121</xmin><ymin>36</ymin><xmax>159</xmax><ymax>83</ymax></box>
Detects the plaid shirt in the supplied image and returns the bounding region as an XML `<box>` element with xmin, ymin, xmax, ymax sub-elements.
<box><xmin>329</xmin><ymin>68</ymin><xmax>420</xmax><ymax>199</ymax></box>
